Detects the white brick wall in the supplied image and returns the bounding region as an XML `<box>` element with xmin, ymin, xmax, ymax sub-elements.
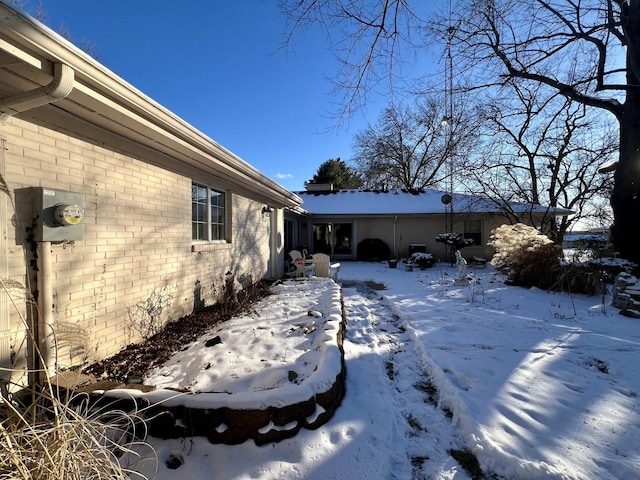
<box><xmin>4</xmin><ymin>116</ymin><xmax>274</xmax><ymax>370</ymax></box>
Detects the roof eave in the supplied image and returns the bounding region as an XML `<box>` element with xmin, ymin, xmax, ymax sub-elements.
<box><xmin>0</xmin><ymin>3</ymin><xmax>302</xmax><ymax>208</ymax></box>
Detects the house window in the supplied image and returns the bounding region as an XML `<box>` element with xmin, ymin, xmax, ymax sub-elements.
<box><xmin>464</xmin><ymin>219</ymin><xmax>482</xmax><ymax>246</ymax></box>
<box><xmin>192</xmin><ymin>183</ymin><xmax>226</xmax><ymax>241</ymax></box>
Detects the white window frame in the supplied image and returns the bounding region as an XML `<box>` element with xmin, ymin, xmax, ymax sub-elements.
<box><xmin>192</xmin><ymin>182</ymin><xmax>227</xmax><ymax>243</ymax></box>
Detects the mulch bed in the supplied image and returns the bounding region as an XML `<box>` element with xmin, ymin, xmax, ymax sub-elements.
<box><xmin>82</xmin><ymin>281</ymin><xmax>273</xmax><ymax>383</ymax></box>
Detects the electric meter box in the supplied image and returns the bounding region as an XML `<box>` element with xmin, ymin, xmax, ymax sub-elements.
<box><xmin>23</xmin><ymin>187</ymin><xmax>85</xmax><ymax>242</ymax></box>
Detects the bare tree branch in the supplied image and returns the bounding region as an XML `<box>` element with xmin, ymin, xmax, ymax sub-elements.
<box><xmin>280</xmin><ymin>0</ymin><xmax>429</xmax><ymax>124</ymax></box>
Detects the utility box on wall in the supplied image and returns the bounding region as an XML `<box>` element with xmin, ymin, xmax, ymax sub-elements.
<box><xmin>19</xmin><ymin>187</ymin><xmax>85</xmax><ymax>242</ymax></box>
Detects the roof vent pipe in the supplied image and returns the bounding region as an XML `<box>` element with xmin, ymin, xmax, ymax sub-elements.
<box><xmin>0</xmin><ymin>62</ymin><xmax>74</xmax><ymax>118</ymax></box>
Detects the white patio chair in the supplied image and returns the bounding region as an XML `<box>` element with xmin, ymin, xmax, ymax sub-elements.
<box><xmin>312</xmin><ymin>253</ymin><xmax>341</xmax><ymax>280</ymax></box>
<box><xmin>287</xmin><ymin>250</ymin><xmax>312</xmax><ymax>278</ymax></box>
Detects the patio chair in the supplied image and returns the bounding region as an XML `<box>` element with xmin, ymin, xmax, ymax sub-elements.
<box><xmin>287</xmin><ymin>250</ymin><xmax>311</xmax><ymax>278</ymax></box>
<box><xmin>312</xmin><ymin>253</ymin><xmax>341</xmax><ymax>280</ymax></box>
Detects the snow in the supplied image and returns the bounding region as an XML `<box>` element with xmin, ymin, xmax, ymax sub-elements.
<box><xmin>295</xmin><ymin>189</ymin><xmax>574</xmax><ymax>216</ymax></box>
<box><xmin>127</xmin><ymin>262</ymin><xmax>640</xmax><ymax>480</ymax></box>
<box><xmin>121</xmin><ymin>279</ymin><xmax>344</xmax><ymax>410</ymax></box>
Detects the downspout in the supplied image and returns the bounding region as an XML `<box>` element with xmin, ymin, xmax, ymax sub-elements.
<box><xmin>36</xmin><ymin>242</ymin><xmax>54</xmax><ymax>385</ymax></box>
<box><xmin>0</xmin><ymin>62</ymin><xmax>74</xmax><ymax>118</ymax></box>
<box><xmin>393</xmin><ymin>216</ymin><xmax>397</xmax><ymax>257</ymax></box>
<box><xmin>0</xmin><ymin>62</ymin><xmax>75</xmax><ymax>382</ymax></box>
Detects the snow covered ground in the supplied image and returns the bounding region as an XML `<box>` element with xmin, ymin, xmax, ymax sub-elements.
<box><xmin>129</xmin><ymin>261</ymin><xmax>640</xmax><ymax>480</ymax></box>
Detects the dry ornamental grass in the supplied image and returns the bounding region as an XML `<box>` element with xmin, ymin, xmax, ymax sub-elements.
<box><xmin>0</xmin><ymin>382</ymin><xmax>157</xmax><ymax>479</ymax></box>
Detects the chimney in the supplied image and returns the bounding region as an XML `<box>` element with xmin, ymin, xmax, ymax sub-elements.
<box><xmin>305</xmin><ymin>183</ymin><xmax>334</xmax><ymax>192</ymax></box>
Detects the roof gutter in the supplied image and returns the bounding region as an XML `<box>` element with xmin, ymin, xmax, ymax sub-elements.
<box><xmin>0</xmin><ymin>61</ymin><xmax>74</xmax><ymax>118</ymax></box>
<box><xmin>0</xmin><ymin>3</ymin><xmax>299</xmax><ymax>207</ymax></box>
<box><xmin>0</xmin><ymin>4</ymin><xmax>301</xmax><ymax>207</ymax></box>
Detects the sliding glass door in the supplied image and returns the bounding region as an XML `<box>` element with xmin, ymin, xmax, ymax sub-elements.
<box><xmin>312</xmin><ymin>222</ymin><xmax>353</xmax><ymax>256</ymax></box>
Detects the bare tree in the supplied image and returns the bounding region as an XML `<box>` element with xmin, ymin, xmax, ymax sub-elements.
<box><xmin>281</xmin><ymin>0</ymin><xmax>640</xmax><ymax>266</ymax></box>
<box><xmin>463</xmin><ymin>81</ymin><xmax>616</xmax><ymax>242</ymax></box>
<box><xmin>351</xmin><ymin>97</ymin><xmax>476</xmax><ymax>189</ymax></box>
<box><xmin>451</xmin><ymin>0</ymin><xmax>639</xmax><ymax>262</ymax></box>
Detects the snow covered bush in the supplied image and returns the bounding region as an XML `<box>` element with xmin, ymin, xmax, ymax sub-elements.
<box><xmin>409</xmin><ymin>252</ymin><xmax>435</xmax><ymax>269</ymax></box>
<box><xmin>470</xmin><ymin>256</ymin><xmax>488</xmax><ymax>268</ymax></box>
<box><xmin>588</xmin><ymin>257</ymin><xmax>637</xmax><ymax>283</ymax></box>
<box><xmin>489</xmin><ymin>223</ymin><xmax>563</xmax><ymax>289</ymax></box>
<box><xmin>434</xmin><ymin>232</ymin><xmax>475</xmax><ymax>250</ymax></box>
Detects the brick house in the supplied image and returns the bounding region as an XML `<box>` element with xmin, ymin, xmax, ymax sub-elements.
<box><xmin>288</xmin><ymin>188</ymin><xmax>573</xmax><ymax>262</ymax></box>
<box><xmin>0</xmin><ymin>5</ymin><xmax>301</xmax><ymax>387</ymax></box>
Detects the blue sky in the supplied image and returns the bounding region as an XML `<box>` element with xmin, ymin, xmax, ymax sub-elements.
<box><xmin>31</xmin><ymin>1</ymin><xmax>399</xmax><ymax>192</ymax></box>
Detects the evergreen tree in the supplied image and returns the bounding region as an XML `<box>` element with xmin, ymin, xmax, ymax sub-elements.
<box><xmin>306</xmin><ymin>158</ymin><xmax>363</xmax><ymax>190</ymax></box>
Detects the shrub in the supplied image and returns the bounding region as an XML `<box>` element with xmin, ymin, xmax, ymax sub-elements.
<box><xmin>470</xmin><ymin>256</ymin><xmax>488</xmax><ymax>265</ymax></box>
<box><xmin>357</xmin><ymin>238</ymin><xmax>391</xmax><ymax>261</ymax></box>
<box><xmin>588</xmin><ymin>257</ymin><xmax>638</xmax><ymax>283</ymax></box>
<box><xmin>409</xmin><ymin>252</ymin><xmax>435</xmax><ymax>269</ymax></box>
<box><xmin>549</xmin><ymin>257</ymin><xmax>636</xmax><ymax>295</ymax></box>
<box><xmin>434</xmin><ymin>232</ymin><xmax>475</xmax><ymax>250</ymax></box>
<box><xmin>0</xmin><ymin>384</ymin><xmax>154</xmax><ymax>479</ymax></box>
<box><xmin>489</xmin><ymin>223</ymin><xmax>563</xmax><ymax>289</ymax></box>
<box><xmin>0</xmin><ymin>278</ymin><xmax>156</xmax><ymax>479</ymax></box>
<box><xmin>551</xmin><ymin>263</ymin><xmax>605</xmax><ymax>295</ymax></box>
